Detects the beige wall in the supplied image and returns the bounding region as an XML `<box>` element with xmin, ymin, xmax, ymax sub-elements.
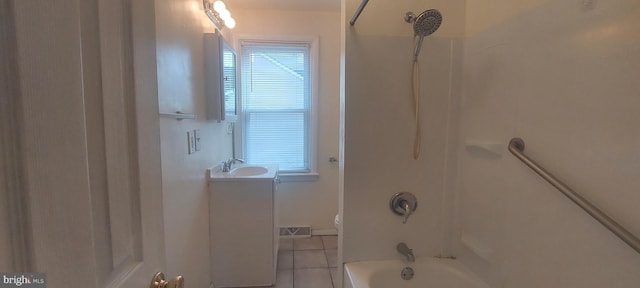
<box><xmin>229</xmin><ymin>8</ymin><xmax>342</xmax><ymax>232</ymax></box>
<box><xmin>155</xmin><ymin>0</ymin><xmax>233</xmax><ymax>286</ymax></box>
<box><xmin>456</xmin><ymin>0</ymin><xmax>640</xmax><ymax>286</ymax></box>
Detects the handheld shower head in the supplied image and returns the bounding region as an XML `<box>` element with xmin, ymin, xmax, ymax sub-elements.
<box><xmin>405</xmin><ymin>9</ymin><xmax>442</xmax><ymax>61</ymax></box>
<box><xmin>412</xmin><ymin>9</ymin><xmax>442</xmax><ymax>37</ymax></box>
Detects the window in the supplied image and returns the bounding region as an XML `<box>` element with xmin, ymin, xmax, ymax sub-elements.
<box><xmin>240</xmin><ymin>41</ymin><xmax>314</xmax><ymax>173</ymax></box>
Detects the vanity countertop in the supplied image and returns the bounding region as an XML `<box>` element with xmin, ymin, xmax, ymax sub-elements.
<box><xmin>208</xmin><ymin>164</ymin><xmax>278</xmax><ymax>182</ymax></box>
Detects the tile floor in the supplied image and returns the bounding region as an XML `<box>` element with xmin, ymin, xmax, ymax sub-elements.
<box><xmin>275</xmin><ymin>235</ymin><xmax>338</xmax><ymax>288</ymax></box>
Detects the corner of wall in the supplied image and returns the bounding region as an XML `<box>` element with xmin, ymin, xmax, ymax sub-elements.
<box><xmin>155</xmin><ymin>0</ymin><xmax>233</xmax><ymax>286</ymax></box>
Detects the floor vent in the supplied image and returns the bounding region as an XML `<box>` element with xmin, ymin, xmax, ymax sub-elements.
<box><xmin>279</xmin><ymin>226</ymin><xmax>311</xmax><ymax>238</ymax></box>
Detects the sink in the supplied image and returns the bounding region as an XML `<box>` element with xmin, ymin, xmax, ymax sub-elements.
<box><xmin>229</xmin><ymin>166</ymin><xmax>269</xmax><ymax>177</ymax></box>
<box><xmin>209</xmin><ymin>164</ymin><xmax>278</xmax><ymax>181</ymax></box>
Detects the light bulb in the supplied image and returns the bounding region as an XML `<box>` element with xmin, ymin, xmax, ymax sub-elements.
<box><xmin>225</xmin><ymin>17</ymin><xmax>236</xmax><ymax>29</ymax></box>
<box><xmin>213</xmin><ymin>0</ymin><xmax>225</xmax><ymax>13</ymax></box>
<box><xmin>219</xmin><ymin>9</ymin><xmax>231</xmax><ymax>21</ymax></box>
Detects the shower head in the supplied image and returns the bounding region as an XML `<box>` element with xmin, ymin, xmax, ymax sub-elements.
<box><xmin>411</xmin><ymin>9</ymin><xmax>442</xmax><ymax>37</ymax></box>
<box><xmin>405</xmin><ymin>9</ymin><xmax>442</xmax><ymax>61</ymax></box>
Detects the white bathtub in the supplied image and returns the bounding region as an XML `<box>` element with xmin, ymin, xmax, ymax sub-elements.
<box><xmin>344</xmin><ymin>258</ymin><xmax>489</xmax><ymax>288</ymax></box>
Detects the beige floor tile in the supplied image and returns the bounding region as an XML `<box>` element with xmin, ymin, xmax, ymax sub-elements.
<box><xmin>321</xmin><ymin>235</ymin><xmax>338</xmax><ymax>250</ymax></box>
<box><xmin>324</xmin><ymin>249</ymin><xmax>337</xmax><ymax>268</ymax></box>
<box><xmin>294</xmin><ymin>250</ymin><xmax>328</xmax><ymax>269</ymax></box>
<box><xmin>329</xmin><ymin>268</ymin><xmax>338</xmax><ymax>288</ymax></box>
<box><xmin>280</xmin><ymin>238</ymin><xmax>294</xmax><ymax>251</ymax></box>
<box><xmin>275</xmin><ymin>269</ymin><xmax>293</xmax><ymax>288</ymax></box>
<box><xmin>294</xmin><ymin>236</ymin><xmax>324</xmax><ymax>250</ymax></box>
<box><xmin>278</xmin><ymin>250</ymin><xmax>294</xmax><ymax>270</ymax></box>
<box><xmin>294</xmin><ymin>268</ymin><xmax>334</xmax><ymax>288</ymax></box>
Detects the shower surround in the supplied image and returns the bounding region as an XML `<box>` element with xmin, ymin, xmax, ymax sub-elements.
<box><xmin>456</xmin><ymin>0</ymin><xmax>640</xmax><ymax>287</ymax></box>
<box><xmin>342</xmin><ymin>0</ymin><xmax>465</xmax><ymax>265</ymax></box>
<box><xmin>341</xmin><ymin>0</ymin><xmax>640</xmax><ymax>287</ymax></box>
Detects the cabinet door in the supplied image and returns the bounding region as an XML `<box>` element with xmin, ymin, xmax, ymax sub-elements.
<box><xmin>211</xmin><ymin>180</ymin><xmax>274</xmax><ymax>287</ymax></box>
<box><xmin>221</xmin><ymin>43</ymin><xmax>237</xmax><ymax>121</ymax></box>
<box><xmin>204</xmin><ymin>33</ymin><xmax>237</xmax><ymax>122</ymax></box>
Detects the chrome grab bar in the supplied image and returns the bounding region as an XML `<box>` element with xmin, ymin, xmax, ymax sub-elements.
<box><xmin>349</xmin><ymin>0</ymin><xmax>370</xmax><ymax>26</ymax></box>
<box><xmin>508</xmin><ymin>137</ymin><xmax>640</xmax><ymax>255</ymax></box>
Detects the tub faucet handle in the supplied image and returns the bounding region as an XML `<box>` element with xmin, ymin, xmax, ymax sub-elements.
<box><xmin>390</xmin><ymin>192</ymin><xmax>417</xmax><ymax>224</ymax></box>
<box><xmin>401</xmin><ymin>200</ymin><xmax>412</xmax><ymax>224</ymax></box>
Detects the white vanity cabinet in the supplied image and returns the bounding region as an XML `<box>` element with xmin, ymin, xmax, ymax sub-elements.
<box><xmin>208</xmin><ymin>165</ymin><xmax>279</xmax><ymax>288</ymax></box>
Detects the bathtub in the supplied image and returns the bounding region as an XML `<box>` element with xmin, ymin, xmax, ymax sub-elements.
<box><xmin>344</xmin><ymin>257</ymin><xmax>489</xmax><ymax>288</ymax></box>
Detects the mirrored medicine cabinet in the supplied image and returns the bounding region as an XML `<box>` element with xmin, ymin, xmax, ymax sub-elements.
<box><xmin>204</xmin><ymin>32</ymin><xmax>237</xmax><ymax>122</ymax></box>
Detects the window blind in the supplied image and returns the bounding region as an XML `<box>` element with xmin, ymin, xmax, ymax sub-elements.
<box><xmin>241</xmin><ymin>43</ymin><xmax>310</xmax><ymax>171</ymax></box>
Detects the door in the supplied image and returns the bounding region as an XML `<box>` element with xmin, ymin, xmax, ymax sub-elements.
<box><xmin>1</xmin><ymin>0</ymin><xmax>172</xmax><ymax>287</ymax></box>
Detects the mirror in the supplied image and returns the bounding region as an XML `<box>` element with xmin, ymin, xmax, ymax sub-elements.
<box><xmin>222</xmin><ymin>42</ymin><xmax>237</xmax><ymax>120</ymax></box>
<box><xmin>204</xmin><ymin>32</ymin><xmax>238</xmax><ymax>122</ymax></box>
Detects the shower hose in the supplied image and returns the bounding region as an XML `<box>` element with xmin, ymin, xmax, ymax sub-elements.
<box><xmin>412</xmin><ymin>59</ymin><xmax>421</xmax><ymax>160</ymax></box>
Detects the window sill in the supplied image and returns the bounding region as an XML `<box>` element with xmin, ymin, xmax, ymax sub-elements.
<box><xmin>278</xmin><ymin>172</ymin><xmax>319</xmax><ymax>183</ymax></box>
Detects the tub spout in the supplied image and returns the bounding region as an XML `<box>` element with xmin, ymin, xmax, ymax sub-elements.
<box><xmin>397</xmin><ymin>242</ymin><xmax>415</xmax><ymax>262</ymax></box>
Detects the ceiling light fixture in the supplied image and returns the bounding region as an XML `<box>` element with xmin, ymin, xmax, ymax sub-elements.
<box><xmin>203</xmin><ymin>0</ymin><xmax>236</xmax><ymax>30</ymax></box>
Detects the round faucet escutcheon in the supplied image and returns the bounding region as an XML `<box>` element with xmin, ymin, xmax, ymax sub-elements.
<box><xmin>390</xmin><ymin>192</ymin><xmax>417</xmax><ymax>224</ymax></box>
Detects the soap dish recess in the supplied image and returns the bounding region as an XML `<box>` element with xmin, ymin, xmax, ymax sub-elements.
<box><xmin>464</xmin><ymin>139</ymin><xmax>503</xmax><ymax>157</ymax></box>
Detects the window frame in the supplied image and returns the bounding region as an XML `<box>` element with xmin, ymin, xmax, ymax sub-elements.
<box><xmin>234</xmin><ymin>36</ymin><xmax>319</xmax><ymax>179</ymax></box>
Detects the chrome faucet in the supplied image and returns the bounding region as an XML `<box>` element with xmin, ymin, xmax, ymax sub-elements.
<box><xmin>400</xmin><ymin>200</ymin><xmax>412</xmax><ymax>223</ymax></box>
<box><xmin>397</xmin><ymin>242</ymin><xmax>415</xmax><ymax>262</ymax></box>
<box><xmin>221</xmin><ymin>158</ymin><xmax>245</xmax><ymax>172</ymax></box>
<box><xmin>390</xmin><ymin>192</ymin><xmax>417</xmax><ymax>224</ymax></box>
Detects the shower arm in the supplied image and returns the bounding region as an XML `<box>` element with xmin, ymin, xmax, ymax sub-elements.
<box><xmin>349</xmin><ymin>0</ymin><xmax>370</xmax><ymax>26</ymax></box>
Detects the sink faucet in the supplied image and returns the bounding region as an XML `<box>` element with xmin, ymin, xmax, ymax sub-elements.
<box><xmin>397</xmin><ymin>242</ymin><xmax>415</xmax><ymax>263</ymax></box>
<box><xmin>221</xmin><ymin>158</ymin><xmax>245</xmax><ymax>172</ymax></box>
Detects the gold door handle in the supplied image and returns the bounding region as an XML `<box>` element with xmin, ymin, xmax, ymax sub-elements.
<box><xmin>150</xmin><ymin>272</ymin><xmax>184</xmax><ymax>288</ymax></box>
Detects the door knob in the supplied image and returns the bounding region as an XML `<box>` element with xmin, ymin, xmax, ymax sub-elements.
<box><xmin>150</xmin><ymin>272</ymin><xmax>184</xmax><ymax>288</ymax></box>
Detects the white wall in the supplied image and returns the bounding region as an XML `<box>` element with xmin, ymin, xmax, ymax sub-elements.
<box><xmin>229</xmin><ymin>8</ymin><xmax>342</xmax><ymax>232</ymax></box>
<box><xmin>342</xmin><ymin>0</ymin><xmax>465</xmax><ymax>262</ymax></box>
<box><xmin>455</xmin><ymin>0</ymin><xmax>640</xmax><ymax>287</ymax></box>
<box><xmin>155</xmin><ymin>0</ymin><xmax>233</xmax><ymax>286</ymax></box>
